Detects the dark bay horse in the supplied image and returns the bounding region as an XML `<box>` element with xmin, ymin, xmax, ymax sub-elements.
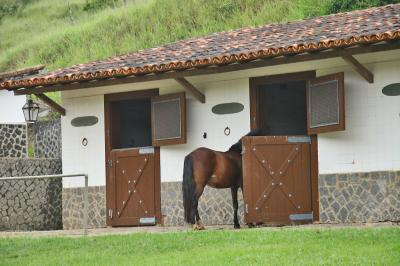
<box><xmin>182</xmin><ymin>131</ymin><xmax>259</xmax><ymax>230</ymax></box>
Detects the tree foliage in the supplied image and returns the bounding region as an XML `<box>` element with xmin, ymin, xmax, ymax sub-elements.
<box><xmin>326</xmin><ymin>0</ymin><xmax>400</xmax><ymax>13</ymax></box>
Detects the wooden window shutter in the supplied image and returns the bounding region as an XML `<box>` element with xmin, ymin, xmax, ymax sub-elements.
<box><xmin>151</xmin><ymin>92</ymin><xmax>186</xmax><ymax>146</ymax></box>
<box><xmin>307</xmin><ymin>72</ymin><xmax>345</xmax><ymax>135</ymax></box>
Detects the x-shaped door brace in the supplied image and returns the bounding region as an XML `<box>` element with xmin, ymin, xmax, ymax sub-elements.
<box><xmin>252</xmin><ymin>145</ymin><xmax>301</xmax><ymax>212</ymax></box>
<box><xmin>117</xmin><ymin>156</ymin><xmax>149</xmax><ymax>217</ymax></box>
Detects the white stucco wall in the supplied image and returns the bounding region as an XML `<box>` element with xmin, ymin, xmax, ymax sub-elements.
<box><xmin>61</xmin><ymin>78</ymin><xmax>250</xmax><ymax>187</ymax></box>
<box><xmin>0</xmin><ymin>90</ymin><xmax>26</xmax><ymax>123</ymax></box>
<box><xmin>317</xmin><ymin>60</ymin><xmax>400</xmax><ymax>174</ymax></box>
<box><xmin>160</xmin><ymin>79</ymin><xmax>250</xmax><ymax>182</ymax></box>
<box><xmin>61</xmin><ymin>50</ymin><xmax>400</xmax><ymax>187</ymax></box>
<box><xmin>61</xmin><ymin>95</ymin><xmax>105</xmax><ymax>187</ymax></box>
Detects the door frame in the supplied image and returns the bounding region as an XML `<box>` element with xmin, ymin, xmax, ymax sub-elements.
<box><xmin>249</xmin><ymin>71</ymin><xmax>319</xmax><ymax>221</ymax></box>
<box><xmin>104</xmin><ymin>89</ymin><xmax>161</xmax><ymax>226</ymax></box>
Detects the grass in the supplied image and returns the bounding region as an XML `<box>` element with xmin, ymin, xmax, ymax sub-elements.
<box><xmin>0</xmin><ymin>227</ymin><xmax>399</xmax><ymax>265</ymax></box>
<box><xmin>1</xmin><ymin>0</ymin><xmax>399</xmax><ymax>103</ymax></box>
<box><xmin>0</xmin><ymin>0</ymin><xmax>328</xmax><ymax>72</ymax></box>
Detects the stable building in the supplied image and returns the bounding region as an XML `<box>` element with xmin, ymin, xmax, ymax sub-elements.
<box><xmin>1</xmin><ymin>4</ymin><xmax>399</xmax><ymax>228</ymax></box>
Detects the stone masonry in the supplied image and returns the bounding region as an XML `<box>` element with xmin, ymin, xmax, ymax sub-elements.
<box><xmin>0</xmin><ymin>158</ymin><xmax>61</xmax><ymax>177</ymax></box>
<box><xmin>0</xmin><ymin>158</ymin><xmax>62</xmax><ymax>231</ymax></box>
<box><xmin>34</xmin><ymin>119</ymin><xmax>61</xmax><ymax>159</ymax></box>
<box><xmin>161</xmin><ymin>182</ymin><xmax>244</xmax><ymax>226</ymax></box>
<box><xmin>0</xmin><ymin>124</ymin><xmax>27</xmax><ymax>158</ymax></box>
<box><xmin>60</xmin><ymin>170</ymin><xmax>400</xmax><ymax>229</ymax></box>
<box><xmin>62</xmin><ymin>186</ymin><xmax>106</xmax><ymax>229</ymax></box>
<box><xmin>319</xmin><ymin>170</ymin><xmax>400</xmax><ymax>223</ymax></box>
<box><xmin>61</xmin><ymin>183</ymin><xmax>244</xmax><ymax>229</ymax></box>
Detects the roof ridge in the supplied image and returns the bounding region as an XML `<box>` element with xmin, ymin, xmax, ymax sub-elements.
<box><xmin>2</xmin><ymin>3</ymin><xmax>400</xmax><ymax>90</ymax></box>
<box><xmin>115</xmin><ymin>3</ymin><xmax>400</xmax><ymax>59</ymax></box>
<box><xmin>72</xmin><ymin>3</ymin><xmax>400</xmax><ymax>67</ymax></box>
<box><xmin>38</xmin><ymin>3</ymin><xmax>400</xmax><ymax>72</ymax></box>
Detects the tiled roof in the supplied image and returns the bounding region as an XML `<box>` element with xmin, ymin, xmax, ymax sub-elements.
<box><xmin>0</xmin><ymin>65</ymin><xmax>45</xmax><ymax>82</ymax></box>
<box><xmin>1</xmin><ymin>4</ymin><xmax>400</xmax><ymax>90</ymax></box>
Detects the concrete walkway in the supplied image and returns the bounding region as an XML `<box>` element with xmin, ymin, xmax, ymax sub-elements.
<box><xmin>0</xmin><ymin>222</ymin><xmax>397</xmax><ymax>238</ymax></box>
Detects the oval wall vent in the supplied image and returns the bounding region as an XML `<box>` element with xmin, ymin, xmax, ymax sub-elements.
<box><xmin>212</xmin><ymin>102</ymin><xmax>244</xmax><ymax>115</ymax></box>
<box><xmin>71</xmin><ymin>116</ymin><xmax>99</xmax><ymax>127</ymax></box>
<box><xmin>382</xmin><ymin>83</ymin><xmax>400</xmax><ymax>96</ymax></box>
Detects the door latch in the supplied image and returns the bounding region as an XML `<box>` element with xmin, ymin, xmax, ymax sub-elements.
<box><xmin>245</xmin><ymin>203</ymin><xmax>249</xmax><ymax>214</ymax></box>
<box><xmin>108</xmin><ymin>209</ymin><xmax>113</xmax><ymax>219</ymax></box>
<box><xmin>107</xmin><ymin>160</ymin><xmax>113</xmax><ymax>167</ymax></box>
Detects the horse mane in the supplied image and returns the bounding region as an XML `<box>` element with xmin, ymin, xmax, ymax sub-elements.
<box><xmin>228</xmin><ymin>129</ymin><xmax>261</xmax><ymax>154</ymax></box>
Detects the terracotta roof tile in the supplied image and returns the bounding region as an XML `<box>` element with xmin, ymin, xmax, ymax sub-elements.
<box><xmin>2</xmin><ymin>4</ymin><xmax>400</xmax><ymax>90</ymax></box>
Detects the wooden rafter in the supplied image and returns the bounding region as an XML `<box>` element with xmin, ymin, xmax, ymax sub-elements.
<box><xmin>340</xmin><ymin>51</ymin><xmax>374</xmax><ymax>83</ymax></box>
<box><xmin>174</xmin><ymin>78</ymin><xmax>205</xmax><ymax>103</ymax></box>
<box><xmin>12</xmin><ymin>41</ymin><xmax>400</xmax><ymax>96</ymax></box>
<box><xmin>35</xmin><ymin>93</ymin><xmax>66</xmax><ymax>116</ymax></box>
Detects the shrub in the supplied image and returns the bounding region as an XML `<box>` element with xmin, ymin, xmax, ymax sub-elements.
<box><xmin>326</xmin><ymin>0</ymin><xmax>400</xmax><ymax>14</ymax></box>
<box><xmin>83</xmin><ymin>0</ymin><xmax>120</xmax><ymax>12</ymax></box>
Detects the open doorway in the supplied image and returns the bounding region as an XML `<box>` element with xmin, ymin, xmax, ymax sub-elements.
<box><xmin>258</xmin><ymin>80</ymin><xmax>307</xmax><ymax>136</ymax></box>
<box><xmin>104</xmin><ymin>89</ymin><xmax>187</xmax><ymax>227</ymax></box>
<box><xmin>244</xmin><ymin>71</ymin><xmax>319</xmax><ymax>225</ymax></box>
<box><xmin>105</xmin><ymin>89</ymin><xmax>161</xmax><ymax>227</ymax></box>
<box><xmin>110</xmin><ymin>98</ymin><xmax>152</xmax><ymax>149</ymax></box>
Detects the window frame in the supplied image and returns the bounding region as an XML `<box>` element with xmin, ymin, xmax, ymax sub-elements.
<box><xmin>306</xmin><ymin>72</ymin><xmax>345</xmax><ymax>135</ymax></box>
<box><xmin>151</xmin><ymin>92</ymin><xmax>187</xmax><ymax>146</ymax></box>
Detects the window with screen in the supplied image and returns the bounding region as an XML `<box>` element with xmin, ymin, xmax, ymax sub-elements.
<box><xmin>307</xmin><ymin>72</ymin><xmax>345</xmax><ymax>134</ymax></box>
<box><xmin>309</xmin><ymin>80</ymin><xmax>339</xmax><ymax>128</ymax></box>
<box><xmin>151</xmin><ymin>92</ymin><xmax>186</xmax><ymax>146</ymax></box>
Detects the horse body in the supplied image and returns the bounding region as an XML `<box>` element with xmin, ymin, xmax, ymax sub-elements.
<box><xmin>191</xmin><ymin>147</ymin><xmax>242</xmax><ymax>189</ymax></box>
<box><xmin>182</xmin><ymin>131</ymin><xmax>259</xmax><ymax>230</ymax></box>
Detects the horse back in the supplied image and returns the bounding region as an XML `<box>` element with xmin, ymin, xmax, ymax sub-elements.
<box><xmin>189</xmin><ymin>147</ymin><xmax>241</xmax><ymax>189</ymax></box>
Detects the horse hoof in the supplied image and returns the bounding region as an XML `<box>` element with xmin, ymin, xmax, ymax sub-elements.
<box><xmin>197</xmin><ymin>220</ymin><xmax>205</xmax><ymax>230</ymax></box>
<box><xmin>234</xmin><ymin>224</ymin><xmax>241</xmax><ymax>229</ymax></box>
<box><xmin>192</xmin><ymin>224</ymin><xmax>206</xmax><ymax>231</ymax></box>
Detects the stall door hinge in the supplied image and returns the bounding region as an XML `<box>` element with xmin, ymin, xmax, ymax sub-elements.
<box><xmin>245</xmin><ymin>203</ymin><xmax>249</xmax><ymax>214</ymax></box>
<box><xmin>107</xmin><ymin>159</ymin><xmax>113</xmax><ymax>167</ymax></box>
<box><xmin>108</xmin><ymin>209</ymin><xmax>113</xmax><ymax>219</ymax></box>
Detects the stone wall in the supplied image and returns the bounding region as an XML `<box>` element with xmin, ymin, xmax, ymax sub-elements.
<box><xmin>60</xmin><ymin>170</ymin><xmax>400</xmax><ymax>229</ymax></box>
<box><xmin>319</xmin><ymin>170</ymin><xmax>400</xmax><ymax>223</ymax></box>
<box><xmin>0</xmin><ymin>124</ymin><xmax>26</xmax><ymax>158</ymax></box>
<box><xmin>161</xmin><ymin>182</ymin><xmax>244</xmax><ymax>226</ymax></box>
<box><xmin>61</xmin><ymin>182</ymin><xmax>244</xmax><ymax>229</ymax></box>
<box><xmin>0</xmin><ymin>158</ymin><xmax>62</xmax><ymax>231</ymax></box>
<box><xmin>0</xmin><ymin>158</ymin><xmax>61</xmax><ymax>177</ymax></box>
<box><xmin>34</xmin><ymin>119</ymin><xmax>61</xmax><ymax>159</ymax></box>
<box><xmin>62</xmin><ymin>186</ymin><xmax>106</xmax><ymax>229</ymax></box>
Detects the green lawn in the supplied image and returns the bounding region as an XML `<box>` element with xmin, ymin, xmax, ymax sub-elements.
<box><xmin>0</xmin><ymin>227</ymin><xmax>399</xmax><ymax>265</ymax></box>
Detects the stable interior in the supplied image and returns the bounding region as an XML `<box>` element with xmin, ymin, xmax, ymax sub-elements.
<box><xmin>257</xmin><ymin>80</ymin><xmax>307</xmax><ymax>136</ymax></box>
<box><xmin>111</xmin><ymin>98</ymin><xmax>152</xmax><ymax>149</ymax></box>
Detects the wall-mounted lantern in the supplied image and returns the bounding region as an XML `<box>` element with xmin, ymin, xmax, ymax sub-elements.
<box><xmin>22</xmin><ymin>99</ymin><xmax>40</xmax><ymax>123</ymax></box>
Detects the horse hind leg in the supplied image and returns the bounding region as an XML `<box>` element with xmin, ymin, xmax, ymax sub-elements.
<box><xmin>231</xmin><ymin>186</ymin><xmax>240</xmax><ymax>229</ymax></box>
<box><xmin>192</xmin><ymin>188</ymin><xmax>205</xmax><ymax>230</ymax></box>
<box><xmin>195</xmin><ymin>209</ymin><xmax>205</xmax><ymax>230</ymax></box>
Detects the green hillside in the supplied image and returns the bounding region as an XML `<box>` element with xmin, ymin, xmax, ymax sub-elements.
<box><xmin>1</xmin><ymin>0</ymin><xmax>399</xmax><ymax>73</ymax></box>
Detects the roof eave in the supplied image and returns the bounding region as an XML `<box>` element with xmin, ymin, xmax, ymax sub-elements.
<box><xmin>7</xmin><ymin>37</ymin><xmax>400</xmax><ymax>95</ymax></box>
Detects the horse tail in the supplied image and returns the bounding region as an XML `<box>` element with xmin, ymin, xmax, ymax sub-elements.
<box><xmin>182</xmin><ymin>154</ymin><xmax>195</xmax><ymax>223</ymax></box>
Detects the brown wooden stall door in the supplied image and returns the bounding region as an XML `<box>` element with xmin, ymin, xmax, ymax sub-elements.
<box><xmin>110</xmin><ymin>148</ymin><xmax>157</xmax><ymax>226</ymax></box>
<box><xmin>242</xmin><ymin>136</ymin><xmax>312</xmax><ymax>225</ymax></box>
